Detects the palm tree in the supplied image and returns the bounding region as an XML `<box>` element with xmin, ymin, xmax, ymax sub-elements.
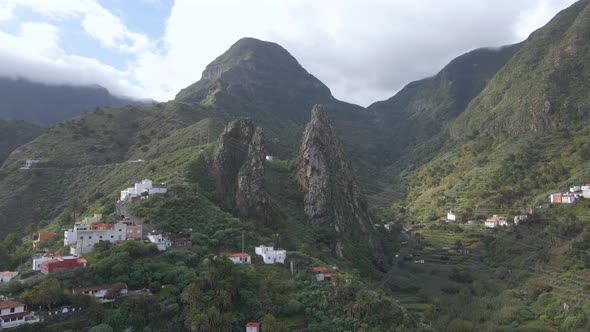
<box><xmin>67</xmin><ymin>197</ymin><xmax>83</xmax><ymax>220</ymax></box>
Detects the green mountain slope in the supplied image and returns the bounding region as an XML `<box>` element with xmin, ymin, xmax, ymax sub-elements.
<box><xmin>450</xmin><ymin>0</ymin><xmax>590</xmax><ymax>138</ymax></box>
<box><xmin>0</xmin><ymin>118</ymin><xmax>45</xmax><ymax>165</ymax></box>
<box><xmin>399</xmin><ymin>0</ymin><xmax>590</xmax><ymax>220</ymax></box>
<box><xmin>367</xmin><ymin>43</ymin><xmax>521</xmax><ymax>165</ymax></box>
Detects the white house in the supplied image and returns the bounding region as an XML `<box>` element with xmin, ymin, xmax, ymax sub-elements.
<box><xmin>228</xmin><ymin>253</ymin><xmax>251</xmax><ymax>264</ymax></box>
<box><xmin>246</xmin><ymin>322</ymin><xmax>260</xmax><ymax>332</ymax></box>
<box><xmin>120</xmin><ymin>179</ymin><xmax>167</xmax><ymax>202</ymax></box>
<box><xmin>447</xmin><ymin>211</ymin><xmax>457</xmax><ymax>222</ymax></box>
<box><xmin>0</xmin><ymin>272</ymin><xmax>18</xmax><ymax>284</ymax></box>
<box><xmin>484</xmin><ymin>215</ymin><xmax>508</xmax><ymax>228</ymax></box>
<box><xmin>570</xmin><ymin>186</ymin><xmax>582</xmax><ymax>193</ymax></box>
<box><xmin>64</xmin><ymin>219</ymin><xmax>128</xmax><ymax>255</ymax></box>
<box><xmin>19</xmin><ymin>160</ymin><xmax>40</xmax><ymax>170</ymax></box>
<box><xmin>0</xmin><ymin>301</ymin><xmax>40</xmax><ymax>329</ymax></box>
<box><xmin>32</xmin><ymin>255</ymin><xmax>58</xmax><ymax>271</ymax></box>
<box><xmin>265</xmin><ymin>156</ymin><xmax>275</xmax><ymax>161</ymax></box>
<box><xmin>581</xmin><ymin>184</ymin><xmax>590</xmax><ymax>191</ymax></box>
<box><xmin>562</xmin><ymin>193</ymin><xmax>577</xmax><ymax>204</ymax></box>
<box><xmin>147</xmin><ymin>233</ymin><xmax>172</xmax><ymax>251</ymax></box>
<box><xmin>255</xmin><ymin>246</ymin><xmax>286</xmax><ymax>264</ymax></box>
<box><xmin>72</xmin><ymin>284</ymin><xmax>128</xmax><ymax>302</ymax></box>
<box><xmin>583</xmin><ymin>190</ymin><xmax>590</xmax><ymax>199</ymax></box>
<box><xmin>513</xmin><ymin>215</ymin><xmax>528</xmax><ymax>225</ymax></box>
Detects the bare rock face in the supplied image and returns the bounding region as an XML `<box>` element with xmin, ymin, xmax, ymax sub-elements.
<box><xmin>210</xmin><ymin>119</ymin><xmax>272</xmax><ymax>226</ymax></box>
<box><xmin>297</xmin><ymin>104</ymin><xmax>376</xmax><ymax>258</ymax></box>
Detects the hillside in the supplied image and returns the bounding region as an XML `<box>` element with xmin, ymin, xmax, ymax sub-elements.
<box><xmin>367</xmin><ymin>43</ymin><xmax>522</xmax><ymax>165</ymax></box>
<box><xmin>1</xmin><ymin>1</ymin><xmax>590</xmax><ymax>329</ymax></box>
<box><xmin>174</xmin><ymin>38</ymin><xmax>376</xmax><ymax>164</ymax></box>
<box><xmin>0</xmin><ymin>77</ymin><xmax>148</xmax><ymax>125</ymax></box>
<box><xmin>0</xmin><ymin>118</ymin><xmax>44</xmax><ymax>165</ymax></box>
<box><xmin>399</xmin><ymin>0</ymin><xmax>590</xmax><ymax>220</ymax></box>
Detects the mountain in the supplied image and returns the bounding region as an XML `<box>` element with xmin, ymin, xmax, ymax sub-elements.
<box><xmin>0</xmin><ymin>77</ymin><xmax>149</xmax><ymax>125</ymax></box>
<box><xmin>175</xmin><ymin>37</ymin><xmax>371</xmax><ymax>157</ymax></box>
<box><xmin>401</xmin><ymin>0</ymin><xmax>590</xmax><ymax>219</ymax></box>
<box><xmin>0</xmin><ymin>118</ymin><xmax>45</xmax><ymax>165</ymax></box>
<box><xmin>451</xmin><ymin>0</ymin><xmax>590</xmax><ymax>138</ymax></box>
<box><xmin>367</xmin><ymin>43</ymin><xmax>522</xmax><ymax>165</ymax></box>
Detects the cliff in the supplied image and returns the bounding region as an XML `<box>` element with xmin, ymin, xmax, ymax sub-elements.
<box><xmin>210</xmin><ymin>119</ymin><xmax>272</xmax><ymax>226</ymax></box>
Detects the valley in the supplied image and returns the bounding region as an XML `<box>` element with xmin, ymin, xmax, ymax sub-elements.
<box><xmin>1</xmin><ymin>1</ymin><xmax>590</xmax><ymax>331</ymax></box>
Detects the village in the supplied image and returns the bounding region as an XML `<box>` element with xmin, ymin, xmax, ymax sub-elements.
<box><xmin>0</xmin><ymin>179</ymin><xmax>341</xmax><ymax>331</ymax></box>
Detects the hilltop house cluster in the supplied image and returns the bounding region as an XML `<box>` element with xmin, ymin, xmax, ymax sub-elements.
<box><xmin>447</xmin><ymin>210</ymin><xmax>528</xmax><ymax>228</ymax></box>
<box><xmin>64</xmin><ymin>214</ymin><xmax>143</xmax><ymax>255</ymax></box>
<box><xmin>227</xmin><ymin>245</ymin><xmax>287</xmax><ymax>265</ymax></box>
<box><xmin>119</xmin><ymin>179</ymin><xmax>167</xmax><ymax>202</ymax></box>
<box><xmin>549</xmin><ymin>183</ymin><xmax>590</xmax><ymax>204</ymax></box>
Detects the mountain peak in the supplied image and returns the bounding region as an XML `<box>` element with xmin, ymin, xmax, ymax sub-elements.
<box><xmin>174</xmin><ymin>37</ymin><xmax>332</xmax><ymax>108</ymax></box>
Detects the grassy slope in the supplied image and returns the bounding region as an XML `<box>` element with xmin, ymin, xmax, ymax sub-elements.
<box><xmin>0</xmin><ymin>118</ymin><xmax>45</xmax><ymax>165</ymax></box>
<box><xmin>0</xmin><ymin>102</ymin><xmax>229</xmax><ymax>235</ymax></box>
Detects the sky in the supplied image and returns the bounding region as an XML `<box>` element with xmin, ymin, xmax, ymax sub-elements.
<box><xmin>0</xmin><ymin>0</ymin><xmax>579</xmax><ymax>106</ymax></box>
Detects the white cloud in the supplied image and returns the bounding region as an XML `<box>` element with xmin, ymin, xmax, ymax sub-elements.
<box><xmin>0</xmin><ymin>3</ymin><xmax>15</xmax><ymax>21</ymax></box>
<box><xmin>0</xmin><ymin>20</ymin><xmax>144</xmax><ymax>98</ymax></box>
<box><xmin>0</xmin><ymin>0</ymin><xmax>580</xmax><ymax>105</ymax></box>
<box><xmin>131</xmin><ymin>0</ymin><xmax>578</xmax><ymax>105</ymax></box>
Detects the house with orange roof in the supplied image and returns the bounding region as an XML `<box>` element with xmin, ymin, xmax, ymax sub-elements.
<box><xmin>0</xmin><ymin>300</ymin><xmax>40</xmax><ymax>329</ymax></box>
<box><xmin>72</xmin><ymin>283</ymin><xmax>128</xmax><ymax>302</ymax></box>
<box><xmin>310</xmin><ymin>266</ymin><xmax>339</xmax><ymax>282</ymax></box>
<box><xmin>228</xmin><ymin>253</ymin><xmax>251</xmax><ymax>264</ymax></box>
<box><xmin>32</xmin><ymin>232</ymin><xmax>56</xmax><ymax>248</ymax></box>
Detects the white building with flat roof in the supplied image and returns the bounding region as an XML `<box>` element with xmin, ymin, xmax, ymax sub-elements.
<box><xmin>147</xmin><ymin>233</ymin><xmax>172</xmax><ymax>251</ymax></box>
<box><xmin>120</xmin><ymin>179</ymin><xmax>167</xmax><ymax>202</ymax></box>
<box><xmin>255</xmin><ymin>245</ymin><xmax>286</xmax><ymax>264</ymax></box>
<box><xmin>64</xmin><ymin>217</ymin><xmax>127</xmax><ymax>255</ymax></box>
<box><xmin>0</xmin><ymin>272</ymin><xmax>18</xmax><ymax>284</ymax></box>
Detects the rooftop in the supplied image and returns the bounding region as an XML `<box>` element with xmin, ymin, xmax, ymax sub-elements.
<box><xmin>228</xmin><ymin>253</ymin><xmax>250</xmax><ymax>258</ymax></box>
<box><xmin>246</xmin><ymin>322</ymin><xmax>260</xmax><ymax>327</ymax></box>
<box><xmin>0</xmin><ymin>271</ymin><xmax>18</xmax><ymax>277</ymax></box>
<box><xmin>0</xmin><ymin>301</ymin><xmax>24</xmax><ymax>310</ymax></box>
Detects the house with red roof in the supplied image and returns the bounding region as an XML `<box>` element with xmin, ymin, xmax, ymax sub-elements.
<box><xmin>246</xmin><ymin>322</ymin><xmax>260</xmax><ymax>332</ymax></box>
<box><xmin>39</xmin><ymin>255</ymin><xmax>87</xmax><ymax>274</ymax></box>
<box><xmin>0</xmin><ymin>301</ymin><xmax>40</xmax><ymax>329</ymax></box>
<box><xmin>228</xmin><ymin>253</ymin><xmax>251</xmax><ymax>264</ymax></box>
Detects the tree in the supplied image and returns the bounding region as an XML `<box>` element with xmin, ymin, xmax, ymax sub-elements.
<box><xmin>67</xmin><ymin>197</ymin><xmax>83</xmax><ymax>220</ymax></box>
<box><xmin>21</xmin><ymin>278</ymin><xmax>63</xmax><ymax>310</ymax></box>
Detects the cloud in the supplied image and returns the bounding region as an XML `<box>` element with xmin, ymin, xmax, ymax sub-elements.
<box><xmin>0</xmin><ymin>19</ymin><xmax>144</xmax><ymax>98</ymax></box>
<box><xmin>0</xmin><ymin>0</ymin><xmax>579</xmax><ymax>106</ymax></box>
<box><xmin>132</xmin><ymin>0</ymin><xmax>577</xmax><ymax>105</ymax></box>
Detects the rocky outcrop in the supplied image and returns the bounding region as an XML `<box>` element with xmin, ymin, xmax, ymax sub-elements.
<box><xmin>296</xmin><ymin>104</ymin><xmax>377</xmax><ymax>258</ymax></box>
<box><xmin>210</xmin><ymin>119</ymin><xmax>272</xmax><ymax>226</ymax></box>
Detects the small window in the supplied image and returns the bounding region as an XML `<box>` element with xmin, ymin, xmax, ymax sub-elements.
<box><xmin>80</xmin><ymin>236</ymin><xmax>84</xmax><ymax>240</ymax></box>
<box><xmin>10</xmin><ymin>308</ymin><xmax>15</xmax><ymax>313</ymax></box>
<box><xmin>99</xmin><ymin>236</ymin><xmax>103</xmax><ymax>239</ymax></box>
<box><xmin>89</xmin><ymin>236</ymin><xmax>92</xmax><ymax>239</ymax></box>
<box><xmin>111</xmin><ymin>235</ymin><xmax>114</xmax><ymax>239</ymax></box>
<box><xmin>119</xmin><ymin>229</ymin><xmax>122</xmax><ymax>232</ymax></box>
<box><xmin>18</xmin><ymin>316</ymin><xmax>23</xmax><ymax>320</ymax></box>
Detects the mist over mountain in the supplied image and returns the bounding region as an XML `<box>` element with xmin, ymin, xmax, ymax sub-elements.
<box><xmin>0</xmin><ymin>77</ymin><xmax>149</xmax><ymax>125</ymax></box>
<box><xmin>1</xmin><ymin>1</ymin><xmax>590</xmax><ymax>331</ymax></box>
